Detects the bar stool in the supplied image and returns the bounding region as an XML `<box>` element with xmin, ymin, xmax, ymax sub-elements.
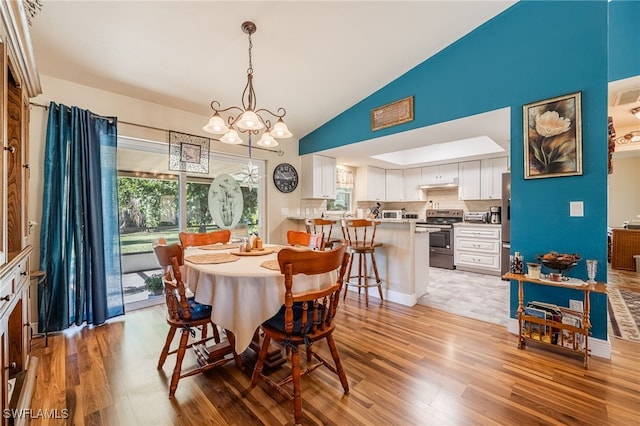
<box><xmin>340</xmin><ymin>219</ymin><xmax>383</xmax><ymax>306</ymax></box>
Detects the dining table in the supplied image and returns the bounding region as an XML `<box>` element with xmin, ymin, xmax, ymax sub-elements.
<box><xmin>182</xmin><ymin>243</ymin><xmax>338</xmax><ymax>361</ymax></box>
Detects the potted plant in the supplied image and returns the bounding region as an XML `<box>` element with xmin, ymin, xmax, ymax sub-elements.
<box><xmin>144</xmin><ymin>273</ymin><xmax>164</xmax><ymax>296</ymax></box>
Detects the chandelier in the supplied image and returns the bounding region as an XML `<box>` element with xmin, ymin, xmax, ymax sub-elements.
<box><xmin>202</xmin><ymin>21</ymin><xmax>292</xmax><ymax>149</ymax></box>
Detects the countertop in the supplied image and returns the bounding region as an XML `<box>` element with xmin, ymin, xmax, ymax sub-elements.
<box><xmin>287</xmin><ymin>216</ymin><xmax>418</xmax><ymax>224</ymax></box>
<box><xmin>454</xmin><ymin>222</ymin><xmax>501</xmax><ymax>227</ymax></box>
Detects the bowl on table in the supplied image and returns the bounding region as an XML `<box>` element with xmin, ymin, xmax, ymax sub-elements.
<box><xmin>537</xmin><ymin>253</ymin><xmax>581</xmax><ymax>275</ymax></box>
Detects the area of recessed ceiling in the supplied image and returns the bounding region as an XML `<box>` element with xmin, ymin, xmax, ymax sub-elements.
<box><xmin>370</xmin><ymin>135</ymin><xmax>506</xmax><ymax>166</ymax></box>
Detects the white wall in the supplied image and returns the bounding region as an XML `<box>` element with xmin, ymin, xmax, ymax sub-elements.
<box><xmin>608</xmin><ymin>155</ymin><xmax>640</xmax><ymax>228</ymax></box>
<box><xmin>28</xmin><ymin>75</ymin><xmax>303</xmax><ymax>269</ymax></box>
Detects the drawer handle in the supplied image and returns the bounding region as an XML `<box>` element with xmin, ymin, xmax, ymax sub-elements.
<box><xmin>3</xmin><ymin>146</ymin><xmax>15</xmax><ymax>154</ymax></box>
<box><xmin>5</xmin><ymin>362</ymin><xmax>16</xmax><ymax>371</ymax></box>
<box><xmin>0</xmin><ymin>295</ymin><xmax>10</xmax><ymax>302</ymax></box>
<box><xmin>20</xmin><ymin>271</ymin><xmax>27</xmax><ymax>276</ymax></box>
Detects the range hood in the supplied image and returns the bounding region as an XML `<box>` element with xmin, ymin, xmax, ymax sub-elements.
<box><xmin>420</xmin><ymin>177</ymin><xmax>459</xmax><ymax>189</ymax></box>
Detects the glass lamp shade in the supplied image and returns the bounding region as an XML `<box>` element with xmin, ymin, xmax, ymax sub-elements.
<box><xmin>220</xmin><ymin>129</ymin><xmax>243</xmax><ymax>145</ymax></box>
<box><xmin>236</xmin><ymin>110</ymin><xmax>264</xmax><ymax>131</ymax></box>
<box><xmin>269</xmin><ymin>118</ymin><xmax>293</xmax><ymax>138</ymax></box>
<box><xmin>256</xmin><ymin>133</ymin><xmax>279</xmax><ymax>147</ymax></box>
<box><xmin>203</xmin><ymin>113</ymin><xmax>229</xmax><ymax>134</ymax></box>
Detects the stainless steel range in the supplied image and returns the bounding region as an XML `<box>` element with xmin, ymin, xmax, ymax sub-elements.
<box><xmin>416</xmin><ymin>209</ymin><xmax>463</xmax><ymax>269</ymax></box>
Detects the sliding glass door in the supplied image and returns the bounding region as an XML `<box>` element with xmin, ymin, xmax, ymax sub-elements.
<box><xmin>117</xmin><ymin>136</ymin><xmax>265</xmax><ymax>308</ymax></box>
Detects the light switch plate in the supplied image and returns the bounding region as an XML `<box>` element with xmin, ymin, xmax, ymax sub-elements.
<box><xmin>569</xmin><ymin>201</ymin><xmax>584</xmax><ymax>217</ymax></box>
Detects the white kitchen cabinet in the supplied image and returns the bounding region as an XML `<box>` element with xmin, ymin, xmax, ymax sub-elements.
<box><xmin>454</xmin><ymin>224</ymin><xmax>501</xmax><ymax>275</ymax></box>
<box><xmin>355</xmin><ymin>166</ymin><xmax>385</xmax><ymax>202</ymax></box>
<box><xmin>403</xmin><ymin>168</ymin><xmax>424</xmax><ymax>202</ymax></box>
<box><xmin>301</xmin><ymin>155</ymin><xmax>336</xmax><ymax>199</ymax></box>
<box><xmin>458</xmin><ymin>160</ymin><xmax>481</xmax><ymax>200</ymax></box>
<box><xmin>385</xmin><ymin>170</ymin><xmax>404</xmax><ymax>201</ymax></box>
<box><xmin>480</xmin><ymin>157</ymin><xmax>508</xmax><ymax>200</ymax></box>
<box><xmin>421</xmin><ymin>163</ymin><xmax>459</xmax><ymax>184</ymax></box>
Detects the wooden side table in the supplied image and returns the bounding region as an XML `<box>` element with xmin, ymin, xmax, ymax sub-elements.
<box><xmin>29</xmin><ymin>270</ymin><xmax>48</xmax><ymax>347</ymax></box>
<box><xmin>503</xmin><ymin>272</ymin><xmax>607</xmax><ymax>368</ymax></box>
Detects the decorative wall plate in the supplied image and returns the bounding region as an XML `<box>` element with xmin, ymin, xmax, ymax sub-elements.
<box><xmin>208</xmin><ymin>174</ymin><xmax>243</xmax><ymax>230</ymax></box>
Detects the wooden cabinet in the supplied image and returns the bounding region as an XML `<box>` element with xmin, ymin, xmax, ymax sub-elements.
<box><xmin>504</xmin><ymin>272</ymin><xmax>607</xmax><ymax>368</ymax></box>
<box><xmin>421</xmin><ymin>163</ymin><xmax>458</xmax><ymax>184</ymax></box>
<box><xmin>301</xmin><ymin>154</ymin><xmax>336</xmax><ymax>199</ymax></box>
<box><xmin>403</xmin><ymin>168</ymin><xmax>424</xmax><ymax>202</ymax></box>
<box><xmin>454</xmin><ymin>225</ymin><xmax>501</xmax><ymax>275</ymax></box>
<box><xmin>355</xmin><ymin>166</ymin><xmax>385</xmax><ymax>202</ymax></box>
<box><xmin>384</xmin><ymin>170</ymin><xmax>404</xmax><ymax>202</ymax></box>
<box><xmin>611</xmin><ymin>228</ymin><xmax>640</xmax><ymax>270</ymax></box>
<box><xmin>458</xmin><ymin>161</ymin><xmax>481</xmax><ymax>200</ymax></box>
<box><xmin>459</xmin><ymin>158</ymin><xmax>508</xmax><ymax>200</ymax></box>
<box><xmin>480</xmin><ymin>157</ymin><xmax>508</xmax><ymax>200</ymax></box>
<box><xmin>0</xmin><ymin>3</ymin><xmax>41</xmax><ymax>423</ymax></box>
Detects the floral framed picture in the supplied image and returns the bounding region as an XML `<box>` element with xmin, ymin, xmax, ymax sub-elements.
<box><xmin>523</xmin><ymin>91</ymin><xmax>582</xmax><ymax>179</ymax></box>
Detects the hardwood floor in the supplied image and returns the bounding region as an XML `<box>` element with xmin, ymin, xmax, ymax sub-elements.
<box><xmin>28</xmin><ymin>285</ymin><xmax>639</xmax><ymax>426</ymax></box>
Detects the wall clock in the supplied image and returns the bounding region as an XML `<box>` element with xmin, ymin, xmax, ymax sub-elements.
<box><xmin>273</xmin><ymin>163</ymin><xmax>299</xmax><ymax>193</ymax></box>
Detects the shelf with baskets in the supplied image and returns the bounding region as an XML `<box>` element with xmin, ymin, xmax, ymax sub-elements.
<box><xmin>503</xmin><ymin>272</ymin><xmax>607</xmax><ymax>369</ymax></box>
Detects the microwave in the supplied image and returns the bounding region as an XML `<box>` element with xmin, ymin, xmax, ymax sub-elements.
<box><xmin>381</xmin><ymin>210</ymin><xmax>403</xmax><ymax>219</ymax></box>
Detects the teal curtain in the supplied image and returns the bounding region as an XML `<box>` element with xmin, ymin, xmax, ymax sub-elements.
<box><xmin>39</xmin><ymin>102</ymin><xmax>124</xmax><ymax>332</ymax></box>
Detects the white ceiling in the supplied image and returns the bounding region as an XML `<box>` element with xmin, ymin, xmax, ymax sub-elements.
<box><xmin>28</xmin><ymin>1</ymin><xmax>638</xmax><ymax>169</ymax></box>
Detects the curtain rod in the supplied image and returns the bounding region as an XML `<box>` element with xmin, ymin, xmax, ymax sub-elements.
<box><xmin>29</xmin><ymin>101</ymin><xmax>285</xmax><ymax>156</ymax></box>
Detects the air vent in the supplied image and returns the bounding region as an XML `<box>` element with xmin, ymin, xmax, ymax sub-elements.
<box><xmin>613</xmin><ymin>89</ymin><xmax>640</xmax><ymax>106</ymax></box>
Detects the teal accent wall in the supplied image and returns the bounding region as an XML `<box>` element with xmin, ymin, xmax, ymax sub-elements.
<box><xmin>609</xmin><ymin>0</ymin><xmax>640</xmax><ymax>81</ymax></box>
<box><xmin>300</xmin><ymin>1</ymin><xmax>613</xmax><ymax>340</ymax></box>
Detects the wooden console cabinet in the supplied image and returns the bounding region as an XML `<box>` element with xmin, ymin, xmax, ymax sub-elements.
<box><xmin>504</xmin><ymin>272</ymin><xmax>607</xmax><ymax>369</ymax></box>
<box><xmin>0</xmin><ymin>3</ymin><xmax>42</xmax><ymax>424</ymax></box>
<box><xmin>610</xmin><ymin>228</ymin><xmax>640</xmax><ymax>271</ymax></box>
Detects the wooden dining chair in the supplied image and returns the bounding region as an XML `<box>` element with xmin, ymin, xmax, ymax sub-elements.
<box><xmin>153</xmin><ymin>242</ymin><xmax>232</xmax><ymax>397</ymax></box>
<box><xmin>250</xmin><ymin>245</ymin><xmax>351</xmax><ymax>425</ymax></box>
<box><xmin>305</xmin><ymin>218</ymin><xmax>340</xmax><ymax>249</ymax></box>
<box><xmin>178</xmin><ymin>229</ymin><xmax>231</xmax><ymax>247</ymax></box>
<box><xmin>286</xmin><ymin>229</ymin><xmax>324</xmax><ymax>250</ymax></box>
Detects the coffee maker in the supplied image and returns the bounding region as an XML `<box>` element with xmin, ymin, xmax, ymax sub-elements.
<box><xmin>489</xmin><ymin>206</ymin><xmax>501</xmax><ymax>224</ymax></box>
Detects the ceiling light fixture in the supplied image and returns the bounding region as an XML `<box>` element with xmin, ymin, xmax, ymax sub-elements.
<box><xmin>632</xmin><ymin>107</ymin><xmax>640</xmax><ymax>119</ymax></box>
<box><xmin>203</xmin><ymin>21</ymin><xmax>292</xmax><ymax>150</ymax></box>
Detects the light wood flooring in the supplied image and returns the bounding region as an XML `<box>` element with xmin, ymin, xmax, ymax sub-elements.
<box><xmin>27</xmin><ymin>271</ymin><xmax>640</xmax><ymax>426</ymax></box>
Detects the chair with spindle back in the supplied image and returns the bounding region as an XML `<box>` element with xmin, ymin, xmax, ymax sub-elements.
<box><xmin>286</xmin><ymin>229</ymin><xmax>324</xmax><ymax>250</ymax></box>
<box><xmin>340</xmin><ymin>218</ymin><xmax>384</xmax><ymax>306</ymax></box>
<box><xmin>305</xmin><ymin>218</ymin><xmax>340</xmax><ymax>249</ymax></box>
<box><xmin>179</xmin><ymin>229</ymin><xmax>231</xmax><ymax>247</ymax></box>
<box><xmin>250</xmin><ymin>245</ymin><xmax>351</xmax><ymax>425</ymax></box>
<box><xmin>153</xmin><ymin>242</ymin><xmax>234</xmax><ymax>397</ymax></box>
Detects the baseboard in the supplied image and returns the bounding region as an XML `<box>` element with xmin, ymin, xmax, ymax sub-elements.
<box><xmin>507</xmin><ymin>317</ymin><xmax>611</xmax><ymax>359</ymax></box>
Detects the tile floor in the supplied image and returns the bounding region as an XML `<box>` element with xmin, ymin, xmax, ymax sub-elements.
<box><xmin>418</xmin><ymin>267</ymin><xmax>511</xmax><ymax>327</ymax></box>
<box><xmin>122</xmin><ymin>268</ymin><xmax>163</xmax><ymax>304</ymax></box>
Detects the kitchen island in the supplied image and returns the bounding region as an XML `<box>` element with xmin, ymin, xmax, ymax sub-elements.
<box><xmin>286</xmin><ymin>217</ymin><xmax>429</xmax><ymax>306</ymax></box>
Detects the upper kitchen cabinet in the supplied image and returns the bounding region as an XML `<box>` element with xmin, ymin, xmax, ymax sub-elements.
<box><xmin>403</xmin><ymin>168</ymin><xmax>424</xmax><ymax>202</ymax></box>
<box><xmin>355</xmin><ymin>166</ymin><xmax>385</xmax><ymax>202</ymax></box>
<box><xmin>480</xmin><ymin>157</ymin><xmax>508</xmax><ymax>200</ymax></box>
<box><xmin>421</xmin><ymin>163</ymin><xmax>459</xmax><ymax>185</ymax></box>
<box><xmin>301</xmin><ymin>154</ymin><xmax>336</xmax><ymax>199</ymax></box>
<box><xmin>458</xmin><ymin>160</ymin><xmax>481</xmax><ymax>200</ymax></box>
<box><xmin>384</xmin><ymin>170</ymin><xmax>403</xmax><ymax>202</ymax></box>
<box><xmin>459</xmin><ymin>157</ymin><xmax>508</xmax><ymax>200</ymax></box>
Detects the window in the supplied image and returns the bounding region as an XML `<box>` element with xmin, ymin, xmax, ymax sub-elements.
<box><xmin>326</xmin><ymin>165</ymin><xmax>354</xmax><ymax>212</ymax></box>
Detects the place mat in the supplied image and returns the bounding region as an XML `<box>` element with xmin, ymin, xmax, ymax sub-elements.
<box><xmin>198</xmin><ymin>243</ymin><xmax>241</xmax><ymax>250</ymax></box>
<box><xmin>232</xmin><ymin>248</ymin><xmax>275</xmax><ymax>257</ymax></box>
<box><xmin>260</xmin><ymin>260</ymin><xmax>281</xmax><ymax>271</ymax></box>
<box><xmin>185</xmin><ymin>253</ymin><xmax>240</xmax><ymax>264</ymax></box>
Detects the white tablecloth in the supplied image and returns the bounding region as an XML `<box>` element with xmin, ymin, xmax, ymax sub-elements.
<box><xmin>183</xmin><ymin>246</ymin><xmax>337</xmax><ymax>353</ymax></box>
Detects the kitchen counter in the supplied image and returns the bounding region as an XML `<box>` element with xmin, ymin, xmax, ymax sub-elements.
<box><xmin>285</xmin><ymin>217</ymin><xmax>428</xmax><ymax>305</ymax></box>
<box><xmin>454</xmin><ymin>222</ymin><xmax>501</xmax><ymax>227</ymax></box>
